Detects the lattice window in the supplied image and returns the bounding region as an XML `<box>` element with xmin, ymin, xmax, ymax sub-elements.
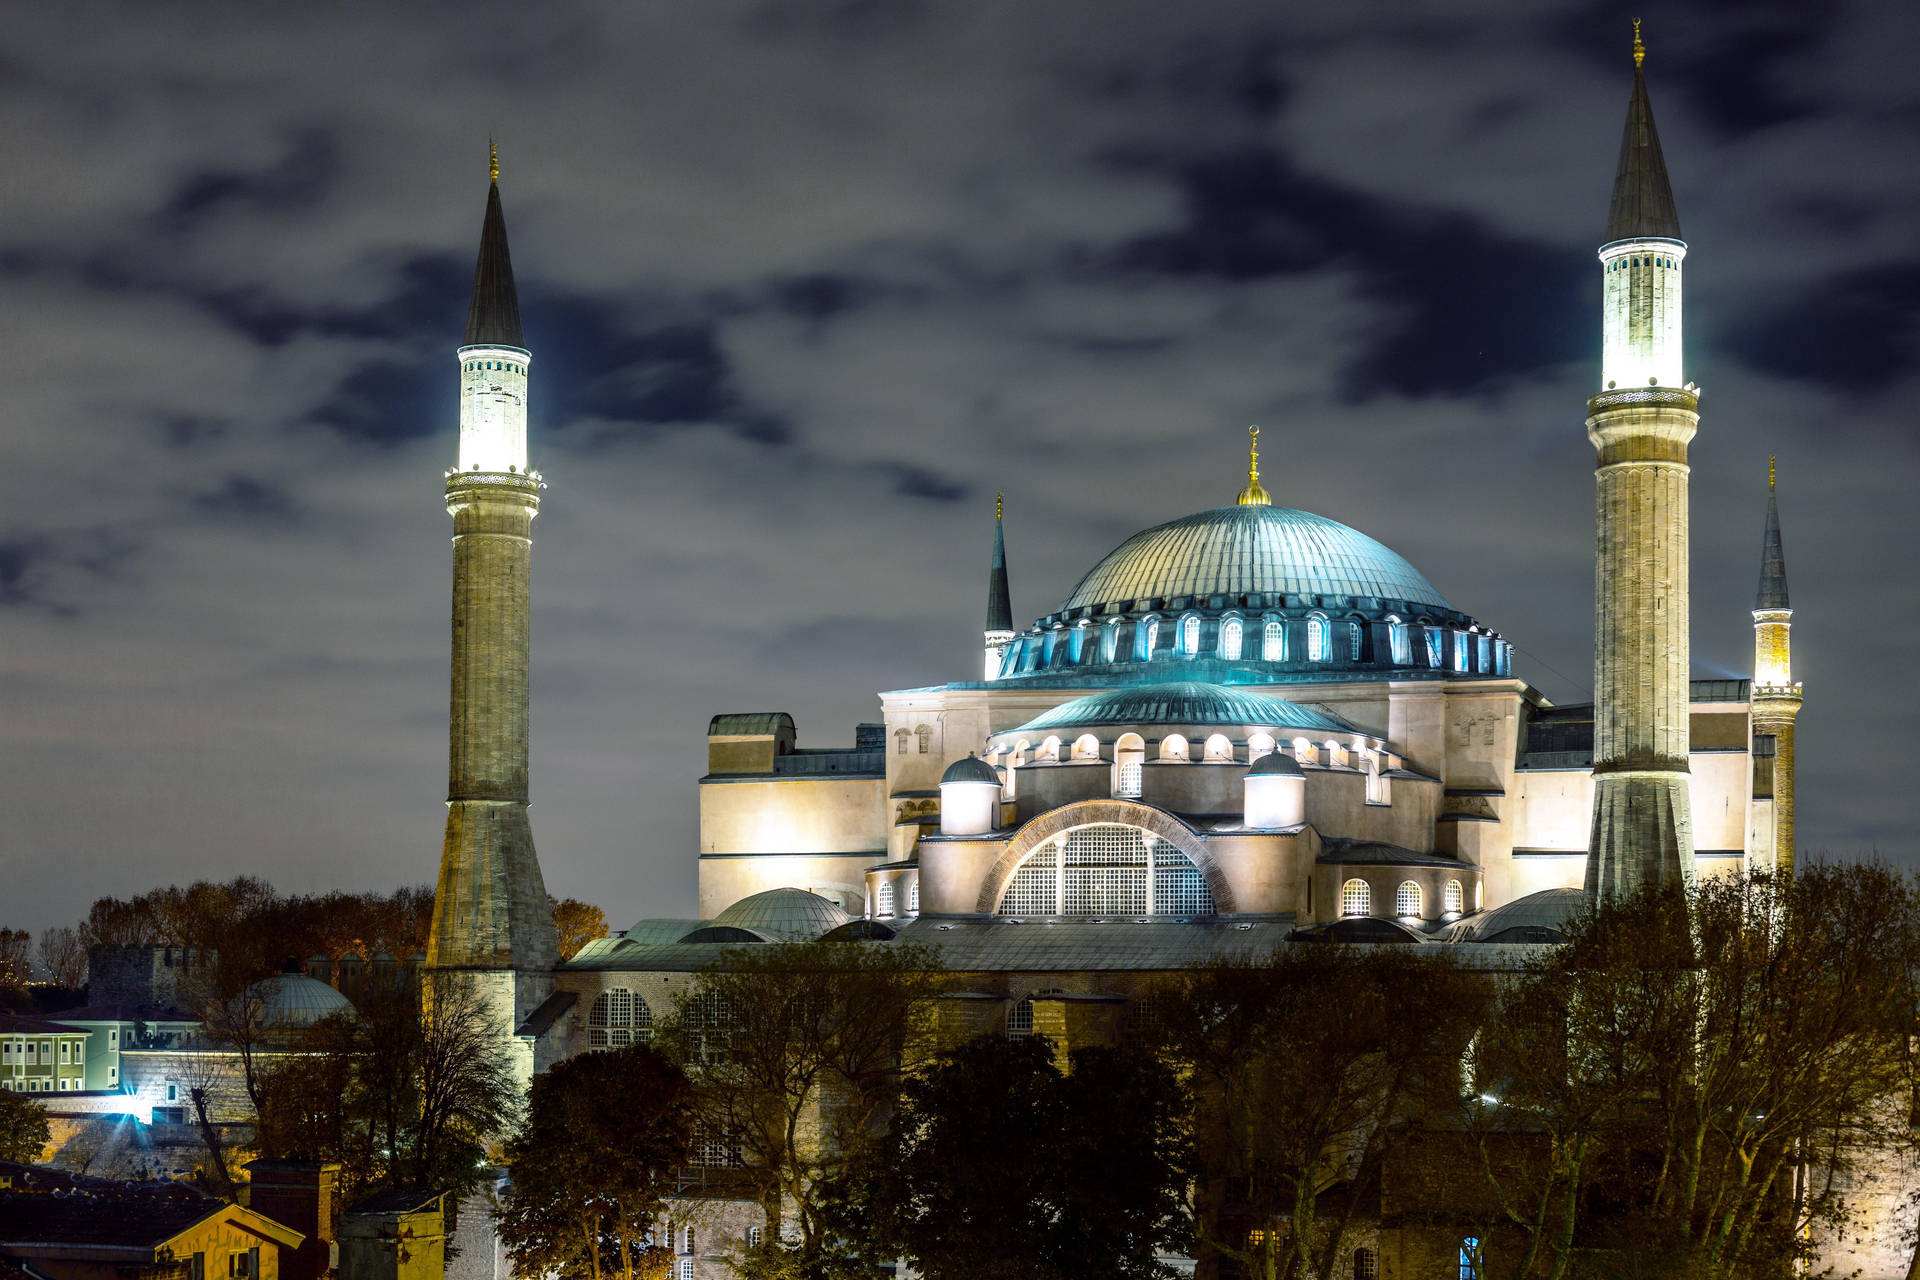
<box><xmin>1102</xmin><ymin>621</ymin><xmax>1121</xmax><ymax>662</ymax></box>
<box><xmin>1396</xmin><ymin>881</ymin><xmax>1423</xmax><ymax>917</ymax></box>
<box><xmin>1008</xmin><ymin>988</ymin><xmax>1062</xmax><ymax>1039</ymax></box>
<box><xmin>1263</xmin><ymin>619</ymin><xmax>1284</xmax><ymax>661</ymax></box>
<box><xmin>1221</xmin><ymin>618</ymin><xmax>1243</xmax><ymax>660</ymax></box>
<box><xmin>908</xmin><ymin>879</ymin><xmax>919</xmax><ymax>914</ymax></box>
<box><xmin>916</xmin><ymin>724</ymin><xmax>931</xmax><ymax>753</ymax></box>
<box><xmin>876</xmin><ymin>882</ymin><xmax>895</xmax><ymax>918</ymax></box>
<box><xmin>1155</xmin><ymin>855</ymin><xmax>1212</xmax><ymax>916</ymax></box>
<box><xmin>1000</xmin><ymin>846</ymin><xmax>1058</xmax><ymax>916</ymax></box>
<box><xmin>1341</xmin><ymin>879</ymin><xmax>1372</xmax><ymax>917</ymax></box>
<box><xmin>1116</xmin><ymin>761</ymin><xmax>1143</xmax><ymax>798</ymax></box>
<box><xmin>588</xmin><ymin>988</ymin><xmax>651</xmax><ymax>1048</ymax></box>
<box><xmin>1445</xmin><ymin>880</ymin><xmax>1464</xmax><ymax>914</ymax></box>
<box><xmin>1354</xmin><ymin>1248</ymin><xmax>1378</xmax><ymax>1280</ymax></box>
<box><xmin>692</xmin><ymin>1124</ymin><xmax>742</xmax><ymax>1167</ymax></box>
<box><xmin>1453</xmin><ymin>633</ymin><xmax>1467</xmax><ymax>671</ymax></box>
<box><xmin>1143</xmin><ymin>618</ymin><xmax>1159</xmax><ymax>657</ymax></box>
<box><xmin>1181</xmin><ymin>615</ymin><xmax>1201</xmax><ymax>655</ymax></box>
<box><xmin>1307</xmin><ymin>616</ymin><xmax>1329</xmax><ymax>661</ymax></box>
<box><xmin>997</xmin><ymin>825</ymin><xmax>1215</xmax><ymax>916</ymax></box>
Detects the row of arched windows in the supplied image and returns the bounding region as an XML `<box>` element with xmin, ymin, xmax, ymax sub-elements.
<box><xmin>1011</xmin><ymin>611</ymin><xmax>1508</xmax><ymax>677</ymax></box>
<box><xmin>1339</xmin><ymin>878</ymin><xmax>1466</xmax><ymax>919</ymax></box>
<box><xmin>1609</xmin><ymin>255</ymin><xmax>1677</xmax><ymax>271</ymax></box>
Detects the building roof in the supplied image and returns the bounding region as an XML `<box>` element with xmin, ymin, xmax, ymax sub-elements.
<box><xmin>346</xmin><ymin>1188</ymin><xmax>443</xmax><ymax>1217</ymax></box>
<box><xmin>1442</xmin><ymin>888</ymin><xmax>1588</xmax><ymax>943</ymax></box>
<box><xmin>1604</xmin><ymin>63</ymin><xmax>1682</xmax><ymax>242</ymax></box>
<box><xmin>244</xmin><ymin>974</ymin><xmax>353</xmax><ymax>1029</ymax></box>
<box><xmin>709</xmin><ymin>888</ymin><xmax>850</xmax><ymax>942</ymax></box>
<box><xmin>1060</xmin><ymin>504</ymin><xmax>1453</xmax><ymax>615</ymax></box>
<box><xmin>515</xmin><ymin>991</ymin><xmax>575</xmax><ymax>1039</ymax></box>
<box><xmin>1007</xmin><ymin>682</ymin><xmax>1358</xmax><ymax>737</ymax></box>
<box><xmin>0</xmin><ymin>1161</ymin><xmax>296</xmax><ymax>1256</ymax></box>
<box><xmin>987</xmin><ymin>507</ymin><xmax>1013</xmax><ymax>633</ymax></box>
<box><xmin>941</xmin><ymin>754</ymin><xmax>1002</xmax><ymax>785</ymax></box>
<box><xmin>40</xmin><ymin>1004</ymin><xmax>198</xmax><ymax>1024</ymax></box>
<box><xmin>1247</xmin><ymin>751</ymin><xmax>1304</xmax><ymax>777</ymax></box>
<box><xmin>463</xmin><ymin>175</ymin><xmax>523</xmax><ymax>347</ymax></box>
<box><xmin>0</xmin><ymin>1015</ymin><xmax>86</xmax><ymax>1036</ymax></box>
<box><xmin>1757</xmin><ymin>482</ymin><xmax>1789</xmax><ymax>610</ymax></box>
<box><xmin>707</xmin><ymin>712</ymin><xmax>795</xmax><ymax>736</ymax></box>
<box><xmin>616</xmin><ymin>919</ymin><xmax>708</xmax><ymax>944</ymax></box>
<box><xmin>1289</xmin><ymin>917</ymin><xmax>1431</xmax><ymax>944</ymax></box>
<box><xmin>1316</xmin><ymin>840</ymin><xmax>1476</xmax><ymax>869</ymax></box>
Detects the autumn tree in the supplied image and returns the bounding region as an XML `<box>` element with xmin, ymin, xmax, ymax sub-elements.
<box><xmin>498</xmin><ymin>1043</ymin><xmax>693</xmax><ymax>1280</ymax></box>
<box><xmin>0</xmin><ymin>1087</ymin><xmax>50</xmax><ymax>1162</ymax></box>
<box><xmin>550</xmin><ymin>896</ymin><xmax>609</xmax><ymax>962</ymax></box>
<box><xmin>1156</xmin><ymin>944</ymin><xmax>1482</xmax><ymax>1280</ymax></box>
<box><xmin>655</xmin><ymin>940</ymin><xmax>943</xmax><ymax>1260</ymax></box>
<box><xmin>36</xmin><ymin>926</ymin><xmax>87</xmax><ymax>989</ymax></box>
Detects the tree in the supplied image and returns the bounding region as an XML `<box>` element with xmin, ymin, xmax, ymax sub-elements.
<box><xmin>498</xmin><ymin>1044</ymin><xmax>693</xmax><ymax>1280</ymax></box>
<box><xmin>656</xmin><ymin>941</ymin><xmax>943</xmax><ymax>1261</ymax></box>
<box><xmin>36</xmin><ymin>926</ymin><xmax>87</xmax><ymax>989</ymax></box>
<box><xmin>850</xmin><ymin>1034</ymin><xmax>1188</xmax><ymax>1280</ymax></box>
<box><xmin>0</xmin><ymin>928</ymin><xmax>31</xmax><ymax>992</ymax></box>
<box><xmin>550</xmin><ymin>896</ymin><xmax>609</xmax><ymax>962</ymax></box>
<box><xmin>1156</xmin><ymin>944</ymin><xmax>1482</xmax><ymax>1280</ymax></box>
<box><xmin>0</xmin><ymin>1087</ymin><xmax>50</xmax><ymax>1162</ymax></box>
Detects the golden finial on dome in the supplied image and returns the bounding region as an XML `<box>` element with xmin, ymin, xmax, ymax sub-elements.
<box><xmin>489</xmin><ymin>138</ymin><xmax>500</xmax><ymax>184</ymax></box>
<box><xmin>1632</xmin><ymin>17</ymin><xmax>1645</xmax><ymax>68</ymax></box>
<box><xmin>1769</xmin><ymin>455</ymin><xmax>1776</xmax><ymax>491</ymax></box>
<box><xmin>1236</xmin><ymin>424</ymin><xmax>1272</xmax><ymax>506</ymax></box>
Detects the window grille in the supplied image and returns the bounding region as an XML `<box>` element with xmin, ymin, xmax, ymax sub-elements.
<box><xmin>684</xmin><ymin>1228</ymin><xmax>695</xmax><ymax>1253</ymax></box>
<box><xmin>1341</xmin><ymin>879</ymin><xmax>1371</xmax><ymax>917</ymax></box>
<box><xmin>876</xmin><ymin>882</ymin><xmax>895</xmax><ymax>918</ymax></box>
<box><xmin>692</xmin><ymin>1125</ymin><xmax>742</xmax><ymax>1167</ymax></box>
<box><xmin>746</xmin><ymin>1228</ymin><xmax>762</xmax><ymax>1248</ymax></box>
<box><xmin>588</xmin><ymin>989</ymin><xmax>651</xmax><ymax>1048</ymax></box>
<box><xmin>1221</xmin><ymin>618</ymin><xmax>1242</xmax><ymax>660</ymax></box>
<box><xmin>680</xmin><ymin>1261</ymin><xmax>694</xmax><ymax>1280</ymax></box>
<box><xmin>1181</xmin><ymin>615</ymin><xmax>1200</xmax><ymax>655</ymax></box>
<box><xmin>1009</xmin><ymin>988</ymin><xmax>1062</xmax><ymax>1039</ymax></box>
<box><xmin>908</xmin><ymin>879</ymin><xmax>919</xmax><ymax>914</ymax></box>
<box><xmin>1396</xmin><ymin>881</ymin><xmax>1422</xmax><ymax>917</ymax></box>
<box><xmin>1307</xmin><ymin>617</ymin><xmax>1329</xmax><ymax>661</ymax></box>
<box><xmin>1444</xmin><ymin>880</ymin><xmax>1464</xmax><ymax>913</ymax></box>
<box><xmin>1263</xmin><ymin>619</ymin><xmax>1284</xmax><ymax>660</ymax></box>
<box><xmin>1353</xmin><ymin>1248</ymin><xmax>1378</xmax><ymax>1280</ymax></box>
<box><xmin>1116</xmin><ymin>761</ymin><xmax>1143</xmax><ymax>798</ymax></box>
<box><xmin>996</xmin><ymin>824</ymin><xmax>1215</xmax><ymax>916</ymax></box>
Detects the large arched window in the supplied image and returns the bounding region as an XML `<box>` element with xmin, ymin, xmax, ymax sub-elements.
<box><xmin>998</xmin><ymin>824</ymin><xmax>1215</xmax><ymax>917</ymax></box>
<box><xmin>1180</xmin><ymin>614</ymin><xmax>1201</xmax><ymax>655</ymax></box>
<box><xmin>1396</xmin><ymin>880</ymin><xmax>1423</xmax><ymax>918</ymax></box>
<box><xmin>588</xmin><ymin>988</ymin><xmax>652</xmax><ymax>1048</ymax></box>
<box><xmin>1444</xmin><ymin>880</ymin><xmax>1464</xmax><ymax>914</ymax></box>
<box><xmin>1388</xmin><ymin>616</ymin><xmax>1411</xmax><ymax>665</ymax></box>
<box><xmin>1263</xmin><ymin>618</ymin><xmax>1284</xmax><ymax>661</ymax></box>
<box><xmin>1141</xmin><ymin>617</ymin><xmax>1160</xmax><ymax>659</ymax></box>
<box><xmin>876</xmin><ymin>882</ymin><xmax>895</xmax><ymax>918</ymax></box>
<box><xmin>1341</xmin><ymin>879</ymin><xmax>1371</xmax><ymax>918</ymax></box>
<box><xmin>1221</xmin><ymin>618</ymin><xmax>1243</xmax><ymax>661</ymax></box>
<box><xmin>1307</xmin><ymin>615</ymin><xmax>1330</xmax><ymax>662</ymax></box>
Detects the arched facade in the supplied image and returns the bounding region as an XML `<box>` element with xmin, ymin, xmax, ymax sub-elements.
<box><xmin>976</xmin><ymin>800</ymin><xmax>1237</xmax><ymax>915</ymax></box>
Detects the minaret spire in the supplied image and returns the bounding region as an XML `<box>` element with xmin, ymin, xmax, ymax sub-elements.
<box><xmin>983</xmin><ymin>494</ymin><xmax>1015</xmax><ymax>680</ymax></box>
<box><xmin>1236</xmin><ymin>425</ymin><xmax>1271</xmax><ymax>506</ymax></box>
<box><xmin>428</xmin><ymin>156</ymin><xmax>556</xmax><ymax>1077</ymax></box>
<box><xmin>1751</xmin><ymin>461</ymin><xmax>1803</xmax><ymax>876</ymax></box>
<box><xmin>1585</xmin><ymin>30</ymin><xmax>1698</xmax><ymax>903</ymax></box>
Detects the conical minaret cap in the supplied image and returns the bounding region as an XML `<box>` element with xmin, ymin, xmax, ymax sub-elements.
<box><xmin>986</xmin><ymin>494</ymin><xmax>1014</xmax><ymax>633</ymax></box>
<box><xmin>1604</xmin><ymin>30</ymin><xmax>1682</xmax><ymax>243</ymax></box>
<box><xmin>1757</xmin><ymin>464</ymin><xmax>1789</xmax><ymax>610</ymax></box>
<box><xmin>464</xmin><ymin>150</ymin><xmax>524</xmax><ymax>347</ymax></box>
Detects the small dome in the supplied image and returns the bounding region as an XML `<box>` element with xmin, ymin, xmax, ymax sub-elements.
<box><xmin>941</xmin><ymin>754</ymin><xmax>1001</xmax><ymax>785</ymax></box>
<box><xmin>1061</xmin><ymin>505</ymin><xmax>1452</xmax><ymax>614</ymax></box>
<box><xmin>711</xmin><ymin>888</ymin><xmax>851</xmax><ymax>942</ymax></box>
<box><xmin>678</xmin><ymin>925</ymin><xmax>771</xmax><ymax>944</ymax></box>
<box><xmin>1291</xmin><ymin>917</ymin><xmax>1430</xmax><ymax>944</ymax></box>
<box><xmin>1010</xmin><ymin>682</ymin><xmax>1357</xmax><ymax>737</ymax></box>
<box><xmin>1248</xmin><ymin>751</ymin><xmax>1305</xmax><ymax>777</ymax></box>
<box><xmin>819</xmin><ymin>919</ymin><xmax>898</xmax><ymax>942</ymax></box>
<box><xmin>246</xmin><ymin>974</ymin><xmax>354</xmax><ymax>1029</ymax></box>
<box><xmin>1461</xmin><ymin>888</ymin><xmax>1588</xmax><ymax>943</ymax></box>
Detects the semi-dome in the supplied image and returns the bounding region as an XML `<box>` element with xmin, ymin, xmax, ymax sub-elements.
<box><xmin>711</xmin><ymin>887</ymin><xmax>851</xmax><ymax>941</ymax></box>
<box><xmin>1453</xmin><ymin>887</ymin><xmax>1588</xmax><ymax>943</ymax></box>
<box><xmin>941</xmin><ymin>754</ymin><xmax>1002</xmax><ymax>785</ymax></box>
<box><xmin>1062</xmin><ymin>505</ymin><xmax>1451</xmax><ymax>614</ymax></box>
<box><xmin>1009</xmin><ymin>682</ymin><xmax>1357</xmax><ymax>737</ymax></box>
<box><xmin>247</xmin><ymin>973</ymin><xmax>354</xmax><ymax>1029</ymax></box>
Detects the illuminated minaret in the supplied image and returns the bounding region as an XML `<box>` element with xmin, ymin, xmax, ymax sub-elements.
<box><xmin>984</xmin><ymin>494</ymin><xmax>1014</xmax><ymax>680</ymax></box>
<box><xmin>1751</xmin><ymin>459</ymin><xmax>1803</xmax><ymax>875</ymax></box>
<box><xmin>1585</xmin><ymin>24</ymin><xmax>1700</xmax><ymax>901</ymax></box>
<box><xmin>425</xmin><ymin>144</ymin><xmax>557</xmax><ymax>1047</ymax></box>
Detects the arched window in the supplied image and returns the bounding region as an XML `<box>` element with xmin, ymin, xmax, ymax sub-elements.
<box><xmin>1293</xmin><ymin>736</ymin><xmax>1317</xmax><ymax>765</ymax></box>
<box><xmin>1444</xmin><ymin>880</ymin><xmax>1464</xmax><ymax>914</ymax></box>
<box><xmin>1159</xmin><ymin>735</ymin><xmax>1189</xmax><ymax>761</ymax></box>
<box><xmin>1387</xmin><ymin>616</ymin><xmax>1411</xmax><ymax>665</ymax></box>
<box><xmin>1114</xmin><ymin>733</ymin><xmax>1145</xmax><ymax>799</ymax></box>
<box><xmin>1102</xmin><ymin>619</ymin><xmax>1121</xmax><ymax>662</ymax></box>
<box><xmin>1424</xmin><ymin>627</ymin><xmax>1443</xmax><ymax>668</ymax></box>
<box><xmin>1070</xmin><ymin>620</ymin><xmax>1091</xmax><ymax>662</ymax></box>
<box><xmin>1452</xmin><ymin>632</ymin><xmax>1467</xmax><ymax>671</ymax></box>
<box><xmin>1248</xmin><ymin>732</ymin><xmax>1275</xmax><ymax>761</ymax></box>
<box><xmin>1203</xmin><ymin>734</ymin><xmax>1233</xmax><ymax>762</ymax></box>
<box><xmin>997</xmin><ymin>824</ymin><xmax>1216</xmax><ymax>917</ymax></box>
<box><xmin>1263</xmin><ymin>618</ymin><xmax>1284</xmax><ymax>661</ymax></box>
<box><xmin>876</xmin><ymin>882</ymin><xmax>895</xmax><ymax>918</ymax></box>
<box><xmin>1307</xmin><ymin>615</ymin><xmax>1330</xmax><ymax>662</ymax></box>
<box><xmin>1142</xmin><ymin>617</ymin><xmax>1160</xmax><ymax>659</ymax></box>
<box><xmin>915</xmin><ymin>724</ymin><xmax>932</xmax><ymax>754</ymax></box>
<box><xmin>908</xmin><ymin>879</ymin><xmax>919</xmax><ymax>914</ymax></box>
<box><xmin>1353</xmin><ymin>1248</ymin><xmax>1378</xmax><ymax>1280</ymax></box>
<box><xmin>1072</xmin><ymin>734</ymin><xmax>1101</xmax><ymax>761</ymax></box>
<box><xmin>1008</xmin><ymin>988</ymin><xmax>1063</xmax><ymax>1039</ymax></box>
<box><xmin>1341</xmin><ymin>879</ymin><xmax>1371</xmax><ymax>918</ymax></box>
<box><xmin>1180</xmin><ymin>614</ymin><xmax>1201</xmax><ymax>655</ymax></box>
<box><xmin>1040</xmin><ymin>736</ymin><xmax>1062</xmax><ymax>763</ymax></box>
<box><xmin>588</xmin><ymin>988</ymin><xmax>652</xmax><ymax>1048</ymax></box>
<box><xmin>1396</xmin><ymin>880</ymin><xmax>1423</xmax><ymax>917</ymax></box>
<box><xmin>1221</xmin><ymin>618</ymin><xmax>1243</xmax><ymax>661</ymax></box>
<box><xmin>895</xmin><ymin>729</ymin><xmax>909</xmax><ymax>756</ymax></box>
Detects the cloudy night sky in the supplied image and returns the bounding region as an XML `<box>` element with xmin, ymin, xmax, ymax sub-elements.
<box><xmin>2</xmin><ymin>1</ymin><xmax>1916</xmax><ymax>935</ymax></box>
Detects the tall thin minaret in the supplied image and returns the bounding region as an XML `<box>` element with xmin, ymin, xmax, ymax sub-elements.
<box><xmin>1585</xmin><ymin>23</ymin><xmax>1699</xmax><ymax>901</ymax></box>
<box><xmin>426</xmin><ymin>144</ymin><xmax>558</xmax><ymax>1049</ymax></box>
<box><xmin>1751</xmin><ymin>458</ymin><xmax>1803</xmax><ymax>875</ymax></box>
<box><xmin>984</xmin><ymin>493</ymin><xmax>1014</xmax><ymax>679</ymax></box>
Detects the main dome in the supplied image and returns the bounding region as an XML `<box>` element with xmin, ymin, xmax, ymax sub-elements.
<box><xmin>1061</xmin><ymin>505</ymin><xmax>1451</xmax><ymax>614</ymax></box>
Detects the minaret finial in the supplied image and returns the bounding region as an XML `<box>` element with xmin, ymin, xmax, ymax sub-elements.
<box><xmin>1769</xmin><ymin>455</ymin><xmax>1776</xmax><ymax>491</ymax></box>
<box><xmin>1632</xmin><ymin>18</ymin><xmax>1645</xmax><ymax>68</ymax></box>
<box><xmin>489</xmin><ymin>138</ymin><xmax>500</xmax><ymax>185</ymax></box>
<box><xmin>1235</xmin><ymin>424</ymin><xmax>1272</xmax><ymax>506</ymax></box>
<box><xmin>996</xmin><ymin>491</ymin><xmax>1003</xmax><ymax>521</ymax></box>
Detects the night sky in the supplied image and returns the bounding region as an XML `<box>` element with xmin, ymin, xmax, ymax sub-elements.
<box><xmin>4</xmin><ymin>1</ymin><xmax>1916</xmax><ymax>936</ymax></box>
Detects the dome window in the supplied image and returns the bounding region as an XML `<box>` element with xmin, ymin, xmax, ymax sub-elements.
<box><xmin>1141</xmin><ymin>617</ymin><xmax>1160</xmax><ymax>660</ymax></box>
<box><xmin>1263</xmin><ymin>618</ymin><xmax>1284</xmax><ymax>661</ymax></box>
<box><xmin>1387</xmin><ymin>617</ymin><xmax>1411</xmax><ymax>665</ymax></box>
<box><xmin>1341</xmin><ymin>879</ymin><xmax>1371</xmax><ymax>917</ymax></box>
<box><xmin>1220</xmin><ymin>617</ymin><xmax>1243</xmax><ymax>661</ymax></box>
<box><xmin>1307</xmin><ymin>615</ymin><xmax>1330</xmax><ymax>662</ymax></box>
<box><xmin>1396</xmin><ymin>880</ymin><xmax>1423</xmax><ymax>918</ymax></box>
<box><xmin>1101</xmin><ymin>619</ymin><xmax>1121</xmax><ymax>663</ymax></box>
<box><xmin>1180</xmin><ymin>614</ymin><xmax>1201</xmax><ymax>656</ymax></box>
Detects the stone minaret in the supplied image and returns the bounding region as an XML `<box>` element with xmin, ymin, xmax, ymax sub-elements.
<box><xmin>426</xmin><ymin>145</ymin><xmax>558</xmax><ymax>1044</ymax></box>
<box><xmin>1751</xmin><ymin>459</ymin><xmax>1802</xmax><ymax>875</ymax></box>
<box><xmin>984</xmin><ymin>493</ymin><xmax>1014</xmax><ymax>679</ymax></box>
<box><xmin>1585</xmin><ymin>25</ymin><xmax>1699</xmax><ymax>901</ymax></box>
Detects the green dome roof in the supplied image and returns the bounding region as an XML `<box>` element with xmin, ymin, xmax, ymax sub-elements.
<box><xmin>711</xmin><ymin>888</ymin><xmax>851</xmax><ymax>941</ymax></box>
<box><xmin>1009</xmin><ymin>682</ymin><xmax>1357</xmax><ymax>736</ymax></box>
<box><xmin>1061</xmin><ymin>505</ymin><xmax>1451</xmax><ymax>613</ymax></box>
<box><xmin>941</xmin><ymin>754</ymin><xmax>1002</xmax><ymax>785</ymax></box>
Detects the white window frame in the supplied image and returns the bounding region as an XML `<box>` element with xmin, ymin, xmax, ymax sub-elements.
<box><xmin>1396</xmin><ymin>880</ymin><xmax>1423</xmax><ymax>918</ymax></box>
<box><xmin>1307</xmin><ymin>615</ymin><xmax>1330</xmax><ymax>662</ymax></box>
<box><xmin>1341</xmin><ymin>879</ymin><xmax>1371</xmax><ymax>918</ymax></box>
<box><xmin>1263</xmin><ymin>618</ymin><xmax>1284</xmax><ymax>661</ymax></box>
